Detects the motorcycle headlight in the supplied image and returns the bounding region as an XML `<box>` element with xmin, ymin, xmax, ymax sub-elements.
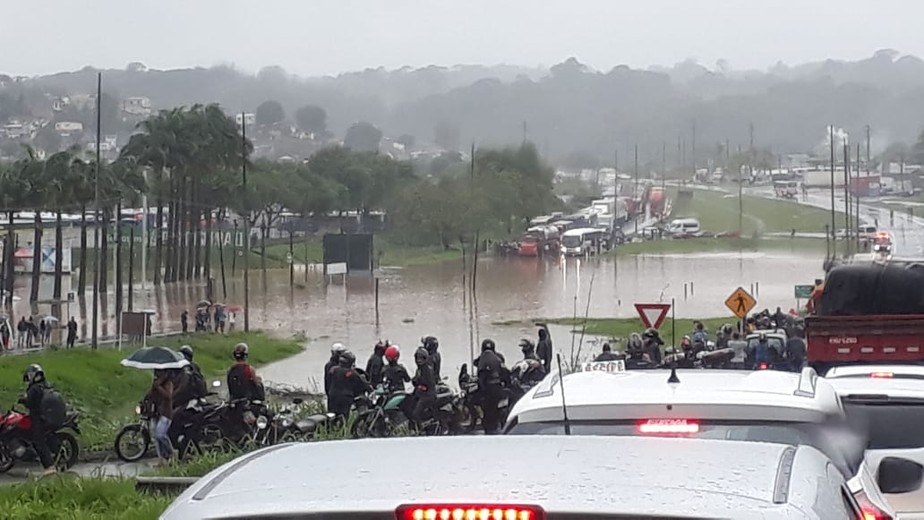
<box><xmin>256</xmin><ymin>415</ymin><xmax>268</xmax><ymax>430</ymax></box>
<box><xmin>282</xmin><ymin>418</ymin><xmax>293</xmax><ymax>428</ymax></box>
<box><xmin>135</xmin><ymin>405</ymin><xmax>141</xmax><ymax>415</ymax></box>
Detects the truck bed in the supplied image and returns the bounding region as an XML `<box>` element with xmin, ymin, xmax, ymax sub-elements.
<box><xmin>806</xmin><ymin>315</ymin><xmax>924</xmax><ymax>368</ymax></box>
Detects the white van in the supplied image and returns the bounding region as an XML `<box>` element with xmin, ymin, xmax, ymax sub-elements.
<box><xmin>667</xmin><ymin>218</ymin><xmax>701</xmax><ymax>235</ymax></box>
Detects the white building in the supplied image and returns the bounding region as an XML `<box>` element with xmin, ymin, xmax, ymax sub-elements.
<box><xmin>122</xmin><ymin>96</ymin><xmax>152</xmax><ymax>116</ymax></box>
<box><xmin>235</xmin><ymin>113</ymin><xmax>256</xmax><ymax>127</ymax></box>
<box><xmin>54</xmin><ymin>121</ymin><xmax>84</xmax><ymax>134</ymax></box>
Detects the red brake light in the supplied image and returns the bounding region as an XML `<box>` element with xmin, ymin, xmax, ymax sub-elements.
<box><xmin>870</xmin><ymin>372</ymin><xmax>893</xmax><ymax>379</ymax></box>
<box><xmin>854</xmin><ymin>490</ymin><xmax>893</xmax><ymax>520</ymax></box>
<box><xmin>638</xmin><ymin>419</ymin><xmax>700</xmax><ymax>434</ymax></box>
<box><xmin>396</xmin><ymin>505</ymin><xmax>545</xmax><ymax>520</ymax></box>
<box><xmin>758</xmin><ymin>363</ymin><xmax>769</xmax><ymax>370</ymax></box>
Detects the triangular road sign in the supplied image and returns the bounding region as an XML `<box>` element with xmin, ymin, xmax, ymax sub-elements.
<box><xmin>634</xmin><ymin>303</ymin><xmax>671</xmax><ymax>329</ymax></box>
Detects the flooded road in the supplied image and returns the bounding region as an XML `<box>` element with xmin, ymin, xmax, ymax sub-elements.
<box><xmin>6</xmin><ymin>252</ymin><xmax>824</xmax><ymax>391</ymax></box>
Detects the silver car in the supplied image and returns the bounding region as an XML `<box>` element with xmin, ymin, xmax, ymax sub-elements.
<box><xmin>162</xmin><ymin>436</ymin><xmax>857</xmax><ymax>519</ymax></box>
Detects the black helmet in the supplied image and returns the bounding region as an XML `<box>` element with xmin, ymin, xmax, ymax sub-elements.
<box><xmin>422</xmin><ymin>336</ymin><xmax>439</xmax><ymax>353</ymax></box>
<box><xmin>23</xmin><ymin>364</ymin><xmax>44</xmax><ymax>384</ymax></box>
<box><xmin>519</xmin><ymin>339</ymin><xmax>535</xmax><ymax>353</ymax></box>
<box><xmin>233</xmin><ymin>342</ymin><xmax>249</xmax><ymax>361</ymax></box>
<box><xmin>179</xmin><ymin>345</ymin><xmax>194</xmax><ymax>361</ymax></box>
<box><xmin>414</xmin><ymin>347</ymin><xmax>429</xmax><ymax>365</ymax></box>
<box><xmin>644</xmin><ymin>327</ymin><xmax>659</xmax><ymax>338</ymax></box>
<box><xmin>338</xmin><ymin>350</ymin><xmax>356</xmax><ymax>368</ymax></box>
<box><xmin>481</xmin><ymin>339</ymin><xmax>496</xmax><ymax>352</ymax></box>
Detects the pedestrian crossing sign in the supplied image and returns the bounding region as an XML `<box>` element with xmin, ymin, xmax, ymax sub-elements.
<box><xmin>725</xmin><ymin>287</ymin><xmax>756</xmax><ymax>319</ymax></box>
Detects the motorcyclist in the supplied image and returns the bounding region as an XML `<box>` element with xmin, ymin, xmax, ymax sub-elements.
<box><xmin>169</xmin><ymin>345</ymin><xmax>207</xmax><ymax>447</ymax></box>
<box><xmin>785</xmin><ymin>328</ymin><xmax>807</xmax><ymax>372</ymax></box>
<box><xmin>536</xmin><ymin>324</ymin><xmax>553</xmax><ymax>373</ymax></box>
<box><xmin>20</xmin><ymin>364</ymin><xmax>61</xmax><ymax>476</ymax></box>
<box><xmin>327</xmin><ymin>350</ymin><xmax>371</xmax><ymax>418</ymax></box>
<box><xmin>365</xmin><ymin>340</ymin><xmax>387</xmax><ymax>387</ymax></box>
<box><xmin>593</xmin><ymin>343</ymin><xmax>623</xmax><ymax>362</ymax></box>
<box><xmin>519</xmin><ymin>339</ymin><xmax>539</xmax><ymax>362</ymax></box>
<box><xmin>411</xmin><ymin>348</ymin><xmax>437</xmax><ymax>426</ymax></box>
<box><xmin>382</xmin><ymin>345</ymin><xmax>411</xmax><ymax>393</ymax></box>
<box><xmin>749</xmin><ymin>333</ymin><xmax>773</xmax><ymax>369</ymax></box>
<box><xmin>422</xmin><ymin>336</ymin><xmax>441</xmax><ymax>381</ymax></box>
<box><xmin>324</xmin><ymin>342</ymin><xmax>347</xmax><ymax>398</ymax></box>
<box><xmin>476</xmin><ymin>339</ymin><xmax>506</xmax><ymax>435</ymax></box>
<box><xmin>716</xmin><ymin>324</ymin><xmax>733</xmax><ymax>349</ymax></box>
<box><xmin>642</xmin><ymin>328</ymin><xmax>664</xmax><ymax>364</ymax></box>
<box><xmin>691</xmin><ymin>322</ymin><xmax>709</xmax><ymax>348</ymax></box>
<box><xmin>226</xmin><ymin>343</ymin><xmax>264</xmax><ymax>401</ymax></box>
<box><xmin>727</xmin><ymin>332</ymin><xmax>748</xmax><ymax>370</ymax></box>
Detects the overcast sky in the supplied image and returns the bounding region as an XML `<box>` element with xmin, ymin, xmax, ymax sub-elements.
<box><xmin>4</xmin><ymin>0</ymin><xmax>924</xmax><ymax>76</ymax></box>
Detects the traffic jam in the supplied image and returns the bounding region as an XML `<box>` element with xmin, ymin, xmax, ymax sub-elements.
<box><xmin>161</xmin><ymin>262</ymin><xmax>924</xmax><ymax>520</ymax></box>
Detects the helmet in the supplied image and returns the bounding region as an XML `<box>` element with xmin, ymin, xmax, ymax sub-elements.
<box><xmin>644</xmin><ymin>327</ymin><xmax>659</xmax><ymax>338</ymax></box>
<box><xmin>23</xmin><ymin>364</ymin><xmax>44</xmax><ymax>384</ymax></box>
<box><xmin>384</xmin><ymin>345</ymin><xmax>400</xmax><ymax>363</ymax></box>
<box><xmin>179</xmin><ymin>345</ymin><xmax>194</xmax><ymax>361</ymax></box>
<box><xmin>422</xmin><ymin>336</ymin><xmax>439</xmax><ymax>353</ymax></box>
<box><xmin>330</xmin><ymin>342</ymin><xmax>346</xmax><ymax>357</ymax></box>
<box><xmin>414</xmin><ymin>347</ymin><xmax>429</xmax><ymax>365</ymax></box>
<box><xmin>722</xmin><ymin>324</ymin><xmax>733</xmax><ymax>336</ymax></box>
<box><xmin>338</xmin><ymin>350</ymin><xmax>356</xmax><ymax>367</ymax></box>
<box><xmin>481</xmin><ymin>339</ymin><xmax>496</xmax><ymax>352</ymax></box>
<box><xmin>233</xmin><ymin>343</ymin><xmax>249</xmax><ymax>361</ymax></box>
<box><xmin>519</xmin><ymin>339</ymin><xmax>535</xmax><ymax>353</ymax></box>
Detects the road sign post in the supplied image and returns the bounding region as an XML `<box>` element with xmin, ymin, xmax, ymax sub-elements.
<box><xmin>724</xmin><ymin>286</ymin><xmax>757</xmax><ymax>324</ymax></box>
<box><xmin>634</xmin><ymin>303</ymin><xmax>671</xmax><ymax>330</ymax></box>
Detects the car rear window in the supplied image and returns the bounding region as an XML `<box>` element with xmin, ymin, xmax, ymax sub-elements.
<box><xmin>507</xmin><ymin>419</ymin><xmax>864</xmax><ymax>476</ymax></box>
<box><xmin>843</xmin><ymin>401</ymin><xmax>924</xmax><ymax>450</ymax></box>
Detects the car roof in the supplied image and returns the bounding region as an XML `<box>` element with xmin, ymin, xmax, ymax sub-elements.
<box><xmin>827</xmin><ymin>375</ymin><xmax>924</xmax><ymax>400</ymax></box>
<box><xmin>826</xmin><ymin>364</ymin><xmax>924</xmax><ymax>379</ymax></box>
<box><xmin>509</xmin><ymin>369</ymin><xmax>841</xmax><ymax>424</ymax></box>
<box><xmin>162</xmin><ymin>436</ymin><xmax>819</xmax><ymax>519</ymax></box>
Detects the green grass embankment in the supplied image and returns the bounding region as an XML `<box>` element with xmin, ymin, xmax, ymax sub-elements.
<box><xmin>506</xmin><ymin>317</ymin><xmax>736</xmax><ymax>351</ymax></box>
<box><xmin>0</xmin><ymin>331</ymin><xmax>303</xmax><ymax>456</ymax></box>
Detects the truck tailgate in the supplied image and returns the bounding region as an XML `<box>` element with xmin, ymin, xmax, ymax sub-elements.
<box><xmin>806</xmin><ymin>315</ymin><xmax>924</xmax><ymax>363</ymax></box>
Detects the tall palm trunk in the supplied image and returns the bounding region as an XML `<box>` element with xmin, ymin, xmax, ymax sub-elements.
<box><xmin>184</xmin><ymin>178</ymin><xmax>194</xmax><ymax>280</ymax></box>
<box><xmin>175</xmin><ymin>178</ymin><xmax>186</xmax><ymax>281</ymax></box>
<box><xmin>5</xmin><ymin>211</ymin><xmax>14</xmax><ymax>305</ymax></box>
<box><xmin>193</xmin><ymin>208</ymin><xmax>202</xmax><ymax>278</ymax></box>
<box><xmin>98</xmin><ymin>209</ymin><xmax>109</xmax><ymax>295</ymax></box>
<box><xmin>29</xmin><ymin>213</ymin><xmax>42</xmax><ymax>303</ymax></box>
<box><xmin>114</xmin><ymin>201</ymin><xmax>123</xmax><ymax>318</ymax></box>
<box><xmin>165</xmin><ymin>200</ymin><xmax>176</xmax><ymax>282</ymax></box>
<box><xmin>154</xmin><ymin>197</ymin><xmax>163</xmax><ymax>285</ymax></box>
<box><xmin>260</xmin><ymin>223</ymin><xmax>267</xmax><ymax>275</ymax></box>
<box><xmin>203</xmin><ymin>210</ymin><xmax>212</xmax><ymax>281</ymax></box>
<box><xmin>78</xmin><ymin>206</ymin><xmax>87</xmax><ymax>295</ymax></box>
<box><xmin>53</xmin><ymin>211</ymin><xmax>63</xmax><ymax>299</ymax></box>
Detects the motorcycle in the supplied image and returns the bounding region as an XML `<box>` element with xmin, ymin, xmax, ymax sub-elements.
<box><xmin>114</xmin><ymin>399</ymin><xmax>156</xmax><ymax>462</ymax></box>
<box><xmin>0</xmin><ymin>407</ymin><xmax>80</xmax><ymax>472</ymax></box>
<box><xmin>351</xmin><ymin>386</ymin><xmax>411</xmax><ymax>439</ymax></box>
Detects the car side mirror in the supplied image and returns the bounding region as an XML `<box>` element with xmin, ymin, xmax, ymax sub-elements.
<box><xmin>877</xmin><ymin>457</ymin><xmax>924</xmax><ymax>494</ymax></box>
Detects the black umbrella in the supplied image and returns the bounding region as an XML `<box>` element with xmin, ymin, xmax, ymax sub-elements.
<box><xmin>120</xmin><ymin>346</ymin><xmax>190</xmax><ymax>370</ymax></box>
<box><xmin>196</xmin><ymin>300</ymin><xmax>212</xmax><ymax>309</ymax></box>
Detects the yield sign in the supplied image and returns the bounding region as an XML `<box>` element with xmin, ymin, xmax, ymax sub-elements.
<box><xmin>634</xmin><ymin>303</ymin><xmax>671</xmax><ymax>329</ymax></box>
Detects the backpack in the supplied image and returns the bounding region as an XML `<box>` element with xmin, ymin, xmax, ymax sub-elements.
<box><xmin>40</xmin><ymin>386</ymin><xmax>67</xmax><ymax>429</ymax></box>
<box><xmin>188</xmin><ymin>366</ymin><xmax>207</xmax><ymax>399</ymax></box>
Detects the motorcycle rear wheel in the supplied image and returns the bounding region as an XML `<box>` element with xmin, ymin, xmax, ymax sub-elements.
<box><xmin>0</xmin><ymin>447</ymin><xmax>15</xmax><ymax>473</ymax></box>
<box><xmin>460</xmin><ymin>403</ymin><xmax>480</xmax><ymax>434</ymax></box>
<box><xmin>53</xmin><ymin>432</ymin><xmax>79</xmax><ymax>470</ymax></box>
<box><xmin>114</xmin><ymin>424</ymin><xmax>150</xmax><ymax>463</ymax></box>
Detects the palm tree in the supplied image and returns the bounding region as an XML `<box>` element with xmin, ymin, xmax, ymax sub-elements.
<box><xmin>13</xmin><ymin>148</ymin><xmax>47</xmax><ymax>303</ymax></box>
<box><xmin>43</xmin><ymin>149</ymin><xmax>83</xmax><ymax>300</ymax></box>
<box><xmin>0</xmin><ymin>162</ymin><xmax>29</xmax><ymax>305</ymax></box>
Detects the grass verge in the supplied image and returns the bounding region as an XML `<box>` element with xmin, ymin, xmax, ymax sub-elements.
<box><xmin>0</xmin><ymin>331</ymin><xmax>303</xmax><ymax>456</ymax></box>
<box><xmin>0</xmin><ymin>475</ymin><xmax>171</xmax><ymax>520</ymax></box>
<box><xmin>529</xmin><ymin>316</ymin><xmax>736</xmax><ymax>350</ymax></box>
<box><xmin>614</xmin><ymin>237</ymin><xmax>829</xmax><ymax>256</ymax></box>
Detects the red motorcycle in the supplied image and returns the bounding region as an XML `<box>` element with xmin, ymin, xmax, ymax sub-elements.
<box><xmin>0</xmin><ymin>407</ymin><xmax>80</xmax><ymax>472</ymax></box>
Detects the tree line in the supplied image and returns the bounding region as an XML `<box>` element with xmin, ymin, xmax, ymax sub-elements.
<box><xmin>0</xmin><ymin>104</ymin><xmax>558</xmax><ymax>304</ymax></box>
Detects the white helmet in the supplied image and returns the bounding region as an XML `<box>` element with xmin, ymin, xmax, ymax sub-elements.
<box><xmin>330</xmin><ymin>342</ymin><xmax>346</xmax><ymax>356</ymax></box>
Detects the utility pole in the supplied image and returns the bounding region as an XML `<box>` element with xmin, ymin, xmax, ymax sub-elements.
<box><xmin>634</xmin><ymin>143</ymin><xmax>639</xmax><ymax>195</ymax></box>
<box><xmin>614</xmin><ymin>148</ymin><xmax>618</xmax><ymax>196</ymax></box>
<box><xmin>691</xmin><ymin>120</ymin><xmax>697</xmax><ymax>178</ymax></box>
<box><xmin>866</xmin><ymin>124</ymin><xmax>871</xmax><ymax>176</ymax></box>
<box><xmin>901</xmin><ymin>154</ymin><xmax>906</xmax><ymax>196</ymax></box>
<box><xmin>91</xmin><ymin>72</ymin><xmax>101</xmax><ymax>349</ymax></box>
<box><xmin>829</xmin><ymin>125</ymin><xmax>836</xmax><ymax>249</ymax></box>
<box><xmin>843</xmin><ymin>142</ymin><xmax>851</xmax><ymax>256</ymax></box>
<box><xmin>661</xmin><ymin>141</ymin><xmax>666</xmax><ymax>190</ymax></box>
<box><xmin>242</xmin><ymin>113</ymin><xmax>250</xmax><ymax>332</ymax></box>
<box><xmin>856</xmin><ymin>142</ymin><xmax>861</xmax><ymax>251</ymax></box>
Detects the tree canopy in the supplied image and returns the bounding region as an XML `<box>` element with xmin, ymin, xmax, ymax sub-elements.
<box><xmin>294</xmin><ymin>105</ymin><xmax>327</xmax><ymax>134</ymax></box>
<box><xmin>255</xmin><ymin>100</ymin><xmax>285</xmax><ymax>126</ymax></box>
<box><xmin>343</xmin><ymin>121</ymin><xmax>382</xmax><ymax>152</ymax></box>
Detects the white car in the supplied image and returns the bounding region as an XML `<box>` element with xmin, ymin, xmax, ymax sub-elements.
<box><xmin>505</xmin><ymin>366</ymin><xmax>918</xmax><ymax>520</ymax></box>
<box><xmin>827</xmin><ymin>366</ymin><xmax>924</xmax><ymax>519</ymax></box>
<box><xmin>161</xmin><ymin>436</ymin><xmax>858</xmax><ymax>519</ymax></box>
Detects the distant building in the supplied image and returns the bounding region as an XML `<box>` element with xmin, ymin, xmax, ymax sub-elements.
<box><xmin>52</xmin><ymin>97</ymin><xmax>70</xmax><ymax>112</ymax></box>
<box><xmin>54</xmin><ymin>121</ymin><xmax>84</xmax><ymax>135</ymax></box>
<box><xmin>69</xmin><ymin>94</ymin><xmax>96</xmax><ymax>110</ymax></box>
<box><xmin>235</xmin><ymin>113</ymin><xmax>256</xmax><ymax>127</ymax></box>
<box><xmin>122</xmin><ymin>96</ymin><xmax>152</xmax><ymax>116</ymax></box>
<box><xmin>2</xmin><ymin>121</ymin><xmax>28</xmax><ymax>139</ymax></box>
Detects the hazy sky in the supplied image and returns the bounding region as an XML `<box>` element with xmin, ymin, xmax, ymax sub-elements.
<box><xmin>5</xmin><ymin>0</ymin><xmax>924</xmax><ymax>76</ymax></box>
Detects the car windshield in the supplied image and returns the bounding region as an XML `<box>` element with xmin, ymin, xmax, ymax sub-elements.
<box><xmin>508</xmin><ymin>419</ymin><xmax>864</xmax><ymax>476</ymax></box>
<box><xmin>842</xmin><ymin>399</ymin><xmax>924</xmax><ymax>450</ymax></box>
<box><xmin>747</xmin><ymin>337</ymin><xmax>784</xmax><ymax>352</ymax></box>
<box><xmin>561</xmin><ymin>235</ymin><xmax>582</xmax><ymax>247</ymax></box>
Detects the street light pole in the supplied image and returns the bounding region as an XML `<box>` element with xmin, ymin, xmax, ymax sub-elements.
<box><xmin>241</xmin><ymin>113</ymin><xmax>250</xmax><ymax>333</ymax></box>
<box><xmin>91</xmin><ymin>72</ymin><xmax>101</xmax><ymax>349</ymax></box>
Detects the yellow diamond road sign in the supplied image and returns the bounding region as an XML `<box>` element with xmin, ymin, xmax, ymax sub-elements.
<box><xmin>725</xmin><ymin>286</ymin><xmax>757</xmax><ymax>319</ymax></box>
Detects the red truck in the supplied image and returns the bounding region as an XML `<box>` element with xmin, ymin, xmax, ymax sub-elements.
<box><xmin>806</xmin><ymin>263</ymin><xmax>924</xmax><ymax>373</ymax></box>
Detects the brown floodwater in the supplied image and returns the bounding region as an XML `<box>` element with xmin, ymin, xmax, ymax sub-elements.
<box><xmin>6</xmin><ymin>252</ymin><xmax>822</xmax><ymax>392</ymax></box>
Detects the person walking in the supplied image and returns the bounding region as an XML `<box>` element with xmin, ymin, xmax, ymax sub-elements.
<box><xmin>66</xmin><ymin>317</ymin><xmax>77</xmax><ymax>348</ymax></box>
<box><xmin>180</xmin><ymin>310</ymin><xmax>188</xmax><ymax>334</ymax></box>
<box><xmin>16</xmin><ymin>317</ymin><xmax>27</xmax><ymax>349</ymax></box>
<box><xmin>227</xmin><ymin>311</ymin><xmax>236</xmax><ymax>332</ymax></box>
